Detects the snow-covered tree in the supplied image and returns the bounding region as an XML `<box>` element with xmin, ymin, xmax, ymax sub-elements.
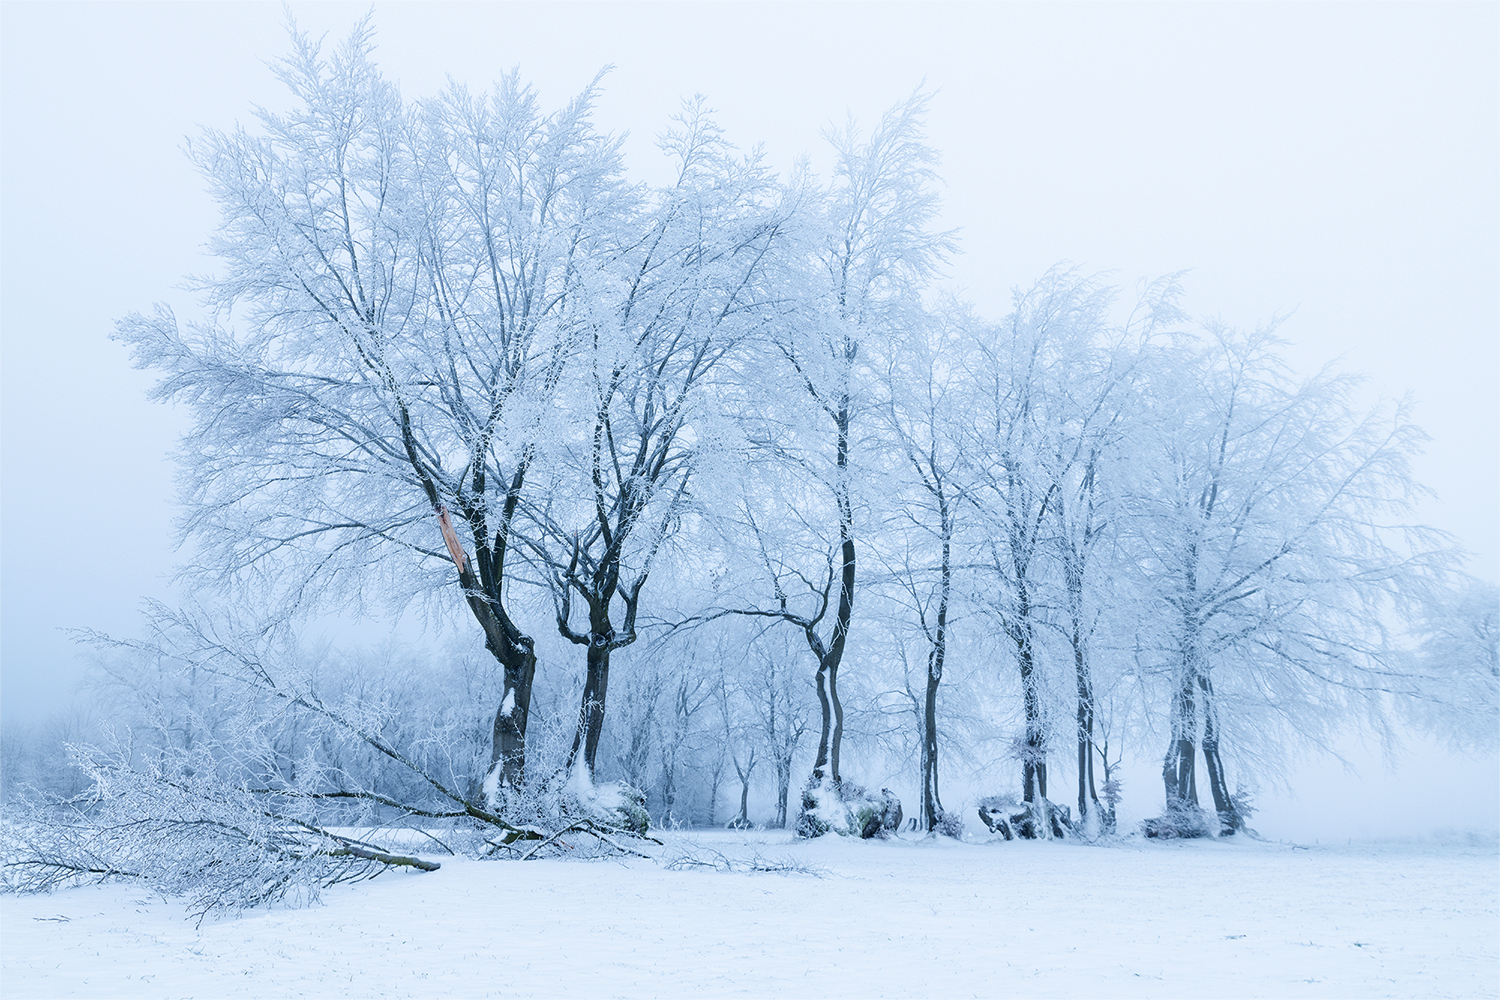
<box><xmin>114</xmin><ymin>24</ymin><xmax>629</xmax><ymax>805</ymax></box>
<box><xmin>1399</xmin><ymin>577</ymin><xmax>1499</xmax><ymax>753</ymax></box>
<box><xmin>966</xmin><ymin>270</ymin><xmax>1116</xmax><ymax>816</ymax></box>
<box><xmin>872</xmin><ymin>301</ymin><xmax>974</xmax><ymax>833</ymax></box>
<box><xmin>727</xmin><ymin>91</ymin><xmax>954</xmax><ymax>836</ymax></box>
<box><xmin>1129</xmin><ymin>325</ymin><xmax>1447</xmax><ymax>835</ymax></box>
<box><xmin>531</xmin><ymin>102</ymin><xmax>790</xmax><ymax>778</ymax></box>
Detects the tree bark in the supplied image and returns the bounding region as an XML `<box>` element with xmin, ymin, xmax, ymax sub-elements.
<box><xmin>329</xmin><ymin>845</ymin><xmax>441</xmax><ymax>872</ymax></box>
<box><xmin>1162</xmin><ymin>672</ymin><xmax>1199</xmax><ymax>806</ymax></box>
<box><xmin>567</xmin><ymin>640</ymin><xmax>612</xmax><ymax>775</ymax></box>
<box><xmin>433</xmin><ymin>504</ymin><xmax>538</xmax><ymax>797</ymax></box>
<box><xmin>1016</xmin><ymin>582</ymin><xmax>1047</xmax><ymax>803</ymax></box>
<box><xmin>810</xmin><ymin>655</ymin><xmax>832</xmax><ymax>781</ymax></box>
<box><xmin>920</xmin><ymin>494</ymin><xmax>952</xmax><ymax>833</ymax></box>
<box><xmin>1074</xmin><ymin>640</ymin><xmax>1100</xmax><ymax>825</ymax></box>
<box><xmin>733</xmin><ymin>750</ymin><xmax>755</xmax><ymax>826</ymax></box>
<box><xmin>825</xmin><ymin>451</ymin><xmax>857</xmax><ymax>786</ymax></box>
<box><xmin>775</xmin><ymin>756</ymin><xmax>792</xmax><ymax>828</ymax></box>
<box><xmin>1199</xmin><ymin>675</ymin><xmax>1237</xmax><ymax>834</ymax></box>
<box><xmin>829</xmin><ymin>661</ymin><xmax>845</xmax><ymax>785</ymax></box>
<box><xmin>921</xmin><ymin>656</ymin><xmax>943</xmax><ymax>830</ymax></box>
<box><xmin>490</xmin><ymin>640</ymin><xmax>537</xmax><ymax>789</ymax></box>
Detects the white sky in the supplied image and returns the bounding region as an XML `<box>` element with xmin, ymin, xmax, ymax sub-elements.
<box><xmin>2</xmin><ymin>2</ymin><xmax>1495</xmax><ymax>833</ymax></box>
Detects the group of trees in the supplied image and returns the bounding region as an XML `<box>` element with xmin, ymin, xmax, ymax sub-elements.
<box><xmin>7</xmin><ymin>22</ymin><xmax>1492</xmax><ymax>889</ymax></box>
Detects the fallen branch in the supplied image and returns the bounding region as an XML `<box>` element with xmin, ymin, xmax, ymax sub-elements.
<box><xmin>519</xmin><ymin>821</ymin><xmax>591</xmax><ymax>860</ymax></box>
<box><xmin>328</xmin><ymin>845</ymin><xmax>440</xmax><ymax>872</ymax></box>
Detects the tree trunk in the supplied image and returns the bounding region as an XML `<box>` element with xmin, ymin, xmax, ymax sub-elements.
<box><xmin>706</xmin><ymin>748</ymin><xmax>726</xmax><ymax>828</ymax></box>
<box><xmin>1016</xmin><ymin>652</ymin><xmax>1047</xmax><ymax>805</ymax></box>
<box><xmin>734</xmin><ymin>753</ymin><xmax>755</xmax><ymax>827</ymax></box>
<box><xmin>811</xmin><ymin>657</ymin><xmax>833</xmax><ymax>781</ymax></box>
<box><xmin>921</xmin><ymin>518</ymin><xmax>950</xmax><ymax>833</ymax></box>
<box><xmin>829</xmin><ymin>662</ymin><xmax>844</xmax><ymax>785</ymax></box>
<box><xmin>567</xmin><ymin>641</ymin><xmax>612</xmax><ymax>776</ymax></box>
<box><xmin>434</xmin><ymin>505</ymin><xmax>538</xmax><ymax>800</ymax></box>
<box><xmin>794</xmin><ymin>378</ymin><xmax>856</xmax><ymax>833</ymax></box>
<box><xmin>1074</xmin><ymin>640</ymin><xmax>1100</xmax><ymax>826</ymax></box>
<box><xmin>489</xmin><ymin>630</ymin><xmax>537</xmax><ymax>792</ymax></box>
<box><xmin>775</xmin><ymin>756</ymin><xmax>791</xmax><ymax>828</ymax></box>
<box><xmin>1002</xmin><ymin>565</ymin><xmax>1049</xmax><ymax>805</ymax></box>
<box><xmin>822</xmin><ymin>530</ymin><xmax>856</xmax><ymax>787</ymax></box>
<box><xmin>1162</xmin><ymin>673</ymin><xmax>1198</xmax><ymax>806</ymax></box>
<box><xmin>819</xmin><ymin>403</ymin><xmax>857</xmax><ymax>788</ymax></box>
<box><xmin>1199</xmin><ymin>675</ymin><xmax>1237</xmax><ymax>834</ymax></box>
<box><xmin>921</xmin><ymin>659</ymin><xmax>942</xmax><ymax>830</ymax></box>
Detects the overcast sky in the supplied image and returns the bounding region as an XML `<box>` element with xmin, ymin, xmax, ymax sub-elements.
<box><xmin>2</xmin><ymin>2</ymin><xmax>1495</xmax><ymax>835</ymax></box>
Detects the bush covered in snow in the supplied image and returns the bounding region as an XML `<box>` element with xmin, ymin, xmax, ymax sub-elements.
<box><xmin>796</xmin><ymin>779</ymin><xmax>903</xmax><ymax>840</ymax></box>
<box><xmin>1142</xmin><ymin>800</ymin><xmax>1213</xmax><ymax>839</ymax></box>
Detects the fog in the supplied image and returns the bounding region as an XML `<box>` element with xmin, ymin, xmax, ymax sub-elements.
<box><xmin>1</xmin><ymin>2</ymin><xmax>1494</xmax><ymax>841</ymax></box>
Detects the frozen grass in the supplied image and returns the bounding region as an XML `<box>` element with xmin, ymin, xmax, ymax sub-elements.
<box><xmin>2</xmin><ymin>830</ymin><xmax>1495</xmax><ymax>998</ymax></box>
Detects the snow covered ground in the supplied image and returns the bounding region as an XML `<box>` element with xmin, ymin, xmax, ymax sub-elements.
<box><xmin>3</xmin><ymin>830</ymin><xmax>1495</xmax><ymax>999</ymax></box>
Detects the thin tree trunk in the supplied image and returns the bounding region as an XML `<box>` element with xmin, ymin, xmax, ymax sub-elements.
<box><xmin>823</xmin><ymin>399</ymin><xmax>856</xmax><ymax>788</ymax></box>
<box><xmin>706</xmin><ymin>748</ymin><xmax>726</xmax><ymax>828</ymax></box>
<box><xmin>829</xmin><ymin>663</ymin><xmax>844</xmax><ymax>785</ymax></box>
<box><xmin>921</xmin><ymin>498</ymin><xmax>951</xmax><ymax>832</ymax></box>
<box><xmin>811</xmin><ymin>658</ymin><xmax>833</xmax><ymax>781</ymax></box>
<box><xmin>921</xmin><ymin>664</ymin><xmax>942</xmax><ymax>830</ymax></box>
<box><xmin>825</xmin><ymin>517</ymin><xmax>856</xmax><ymax>787</ymax></box>
<box><xmin>1074</xmin><ymin>640</ymin><xmax>1100</xmax><ymax>824</ymax></box>
<box><xmin>733</xmin><ymin>750</ymin><xmax>755</xmax><ymax>826</ymax></box>
<box><xmin>775</xmin><ymin>759</ymin><xmax>791</xmax><ymax>828</ymax></box>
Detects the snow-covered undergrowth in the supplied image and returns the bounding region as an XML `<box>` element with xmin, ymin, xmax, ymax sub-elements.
<box><xmin>2</xmin><ymin>830</ymin><xmax>1494</xmax><ymax>999</ymax></box>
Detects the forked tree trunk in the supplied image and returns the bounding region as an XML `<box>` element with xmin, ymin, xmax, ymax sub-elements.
<box><xmin>1059</xmin><ymin>455</ymin><xmax>1103</xmax><ymax>830</ymax></box>
<box><xmin>732</xmin><ymin>749</ymin><xmax>756</xmax><ymax>826</ymax></box>
<box><xmin>559</xmin><ymin>553</ymin><xmax>644</xmax><ymax>778</ymax></box>
<box><xmin>1198</xmin><ymin>675</ymin><xmax>1238</xmax><ymax>834</ymax></box>
<box><xmin>807</xmin><ymin>525</ymin><xmax>855</xmax><ymax>787</ymax></box>
<box><xmin>775</xmin><ymin>756</ymin><xmax>792</xmax><ymax>828</ymax></box>
<box><xmin>1162</xmin><ymin>672</ymin><xmax>1199</xmax><ymax>806</ymax></box>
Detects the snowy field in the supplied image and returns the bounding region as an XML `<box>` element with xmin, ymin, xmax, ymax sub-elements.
<box><xmin>2</xmin><ymin>830</ymin><xmax>1495</xmax><ymax>999</ymax></box>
